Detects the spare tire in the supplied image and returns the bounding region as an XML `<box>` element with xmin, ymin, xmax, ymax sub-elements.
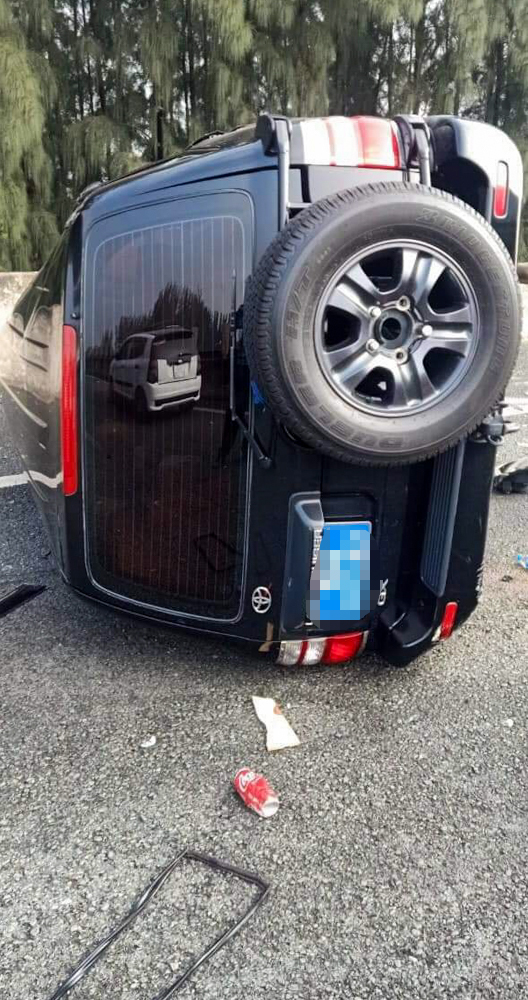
<box><xmin>244</xmin><ymin>182</ymin><xmax>521</xmax><ymax>466</ymax></box>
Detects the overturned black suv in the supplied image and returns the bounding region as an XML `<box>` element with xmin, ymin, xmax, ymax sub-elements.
<box><xmin>0</xmin><ymin>113</ymin><xmax>522</xmax><ymax>666</ymax></box>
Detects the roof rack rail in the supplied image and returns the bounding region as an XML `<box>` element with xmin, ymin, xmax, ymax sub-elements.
<box><xmin>186</xmin><ymin>129</ymin><xmax>225</xmax><ymax>149</ymax></box>
<box><xmin>76</xmin><ymin>180</ymin><xmax>105</xmax><ymax>204</ymax></box>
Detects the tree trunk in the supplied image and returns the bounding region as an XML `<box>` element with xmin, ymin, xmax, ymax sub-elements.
<box><xmin>185</xmin><ymin>0</ymin><xmax>196</xmax><ymax>125</ymax></box>
<box><xmin>88</xmin><ymin>0</ymin><xmax>106</xmax><ymax>113</ymax></box>
<box><xmin>412</xmin><ymin>14</ymin><xmax>426</xmax><ymax>115</ymax></box>
<box><xmin>202</xmin><ymin>11</ymin><xmax>210</xmax><ymax>128</ymax></box>
<box><xmin>493</xmin><ymin>39</ymin><xmax>504</xmax><ymax>126</ymax></box>
<box><xmin>454</xmin><ymin>76</ymin><xmax>462</xmax><ymax>117</ymax></box>
<box><xmin>72</xmin><ymin>0</ymin><xmax>84</xmax><ymax>119</ymax></box>
<box><xmin>374</xmin><ymin>33</ymin><xmax>389</xmax><ymax>114</ymax></box>
<box><xmin>113</xmin><ymin>0</ymin><xmax>123</xmax><ymax>122</ymax></box>
<box><xmin>182</xmin><ymin>43</ymin><xmax>190</xmax><ymax>140</ymax></box>
<box><xmin>387</xmin><ymin>27</ymin><xmax>394</xmax><ymax>117</ymax></box>
<box><xmin>408</xmin><ymin>23</ymin><xmax>415</xmax><ymax>107</ymax></box>
<box><xmin>485</xmin><ymin>51</ymin><xmax>495</xmax><ymax>122</ymax></box>
<box><xmin>80</xmin><ymin>0</ymin><xmax>95</xmax><ymax>114</ymax></box>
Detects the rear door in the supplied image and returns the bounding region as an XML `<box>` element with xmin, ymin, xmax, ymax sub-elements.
<box><xmin>152</xmin><ymin>331</ymin><xmax>198</xmax><ymax>384</ymax></box>
<box><xmin>82</xmin><ymin>192</ymin><xmax>253</xmax><ymax>621</ymax></box>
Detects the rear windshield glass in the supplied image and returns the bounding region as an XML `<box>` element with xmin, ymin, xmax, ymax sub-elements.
<box><xmin>151</xmin><ymin>331</ymin><xmax>196</xmax><ymax>361</ymax></box>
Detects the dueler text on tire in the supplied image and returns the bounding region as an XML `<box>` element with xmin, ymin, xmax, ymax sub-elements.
<box><xmin>244</xmin><ymin>183</ymin><xmax>522</xmax><ymax>466</ymax></box>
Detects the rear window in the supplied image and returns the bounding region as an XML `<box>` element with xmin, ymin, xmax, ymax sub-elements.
<box><xmin>151</xmin><ymin>331</ymin><xmax>196</xmax><ymax>362</ymax></box>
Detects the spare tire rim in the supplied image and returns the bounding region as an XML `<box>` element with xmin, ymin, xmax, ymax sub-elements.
<box><xmin>315</xmin><ymin>239</ymin><xmax>479</xmax><ymax>417</ymax></box>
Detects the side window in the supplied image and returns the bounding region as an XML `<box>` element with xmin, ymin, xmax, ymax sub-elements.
<box><xmin>128</xmin><ymin>338</ymin><xmax>146</xmax><ymax>359</ymax></box>
<box><xmin>44</xmin><ymin>239</ymin><xmax>67</xmax><ymax>306</ymax></box>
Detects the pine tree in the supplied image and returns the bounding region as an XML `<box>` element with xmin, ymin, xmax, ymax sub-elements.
<box><xmin>3</xmin><ymin>0</ymin><xmax>528</xmax><ymax>270</ymax></box>
<box><xmin>0</xmin><ymin>0</ymin><xmax>57</xmax><ymax>269</ymax></box>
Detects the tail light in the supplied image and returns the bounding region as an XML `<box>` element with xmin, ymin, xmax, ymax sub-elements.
<box><xmin>322</xmin><ymin>632</ymin><xmax>367</xmax><ymax>663</ymax></box>
<box><xmin>493</xmin><ymin>161</ymin><xmax>509</xmax><ymax>218</ymax></box>
<box><xmin>438</xmin><ymin>601</ymin><xmax>458</xmax><ymax>641</ymax></box>
<box><xmin>277</xmin><ymin>631</ymin><xmax>368</xmax><ymax>666</ymax></box>
<box><xmin>147</xmin><ymin>358</ymin><xmax>158</xmax><ymax>383</ymax></box>
<box><xmin>61</xmin><ymin>325</ymin><xmax>78</xmax><ymax>496</ymax></box>
<box><xmin>277</xmin><ymin>640</ymin><xmax>304</xmax><ymax>666</ymax></box>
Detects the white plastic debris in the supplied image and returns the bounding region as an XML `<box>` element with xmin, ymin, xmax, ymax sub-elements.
<box><xmin>140</xmin><ymin>735</ymin><xmax>157</xmax><ymax>748</ymax></box>
<box><xmin>251</xmin><ymin>696</ymin><xmax>300</xmax><ymax>752</ymax></box>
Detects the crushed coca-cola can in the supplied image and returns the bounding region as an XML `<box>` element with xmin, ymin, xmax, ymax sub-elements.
<box><xmin>233</xmin><ymin>767</ymin><xmax>279</xmax><ymax>818</ymax></box>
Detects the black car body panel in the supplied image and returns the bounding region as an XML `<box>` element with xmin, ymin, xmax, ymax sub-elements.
<box><xmin>0</xmin><ymin>112</ymin><xmax>522</xmax><ymax>664</ymax></box>
<box><xmin>427</xmin><ymin>115</ymin><xmax>523</xmax><ymax>259</ymax></box>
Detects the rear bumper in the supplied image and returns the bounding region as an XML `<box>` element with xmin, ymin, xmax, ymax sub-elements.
<box><xmin>59</xmin><ymin>431</ymin><xmax>496</xmax><ymax>667</ymax></box>
<box><xmin>145</xmin><ymin>376</ymin><xmax>201</xmax><ymax>411</ymax></box>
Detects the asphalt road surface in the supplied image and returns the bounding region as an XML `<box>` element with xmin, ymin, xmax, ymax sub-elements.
<box><xmin>1</xmin><ymin>350</ymin><xmax>528</xmax><ymax>1000</ymax></box>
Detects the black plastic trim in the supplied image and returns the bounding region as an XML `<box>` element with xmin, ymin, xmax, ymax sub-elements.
<box><xmin>420</xmin><ymin>441</ymin><xmax>466</xmax><ymax>596</ymax></box>
<box><xmin>46</xmin><ymin>849</ymin><xmax>270</xmax><ymax>1000</ymax></box>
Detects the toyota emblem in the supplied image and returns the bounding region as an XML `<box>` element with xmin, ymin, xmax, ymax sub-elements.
<box><xmin>251</xmin><ymin>586</ymin><xmax>272</xmax><ymax>614</ymax></box>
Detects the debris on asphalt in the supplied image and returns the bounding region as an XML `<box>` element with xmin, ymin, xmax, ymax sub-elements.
<box><xmin>140</xmin><ymin>735</ymin><xmax>157</xmax><ymax>748</ymax></box>
<box><xmin>494</xmin><ymin>458</ymin><xmax>528</xmax><ymax>494</ymax></box>
<box><xmin>251</xmin><ymin>695</ymin><xmax>300</xmax><ymax>752</ymax></box>
<box><xmin>233</xmin><ymin>767</ymin><xmax>280</xmax><ymax>818</ymax></box>
<box><xmin>0</xmin><ymin>582</ymin><xmax>46</xmax><ymax>618</ymax></box>
<box><xmin>46</xmin><ymin>848</ymin><xmax>270</xmax><ymax>1000</ymax></box>
<box><xmin>516</xmin><ymin>554</ymin><xmax>528</xmax><ymax>570</ymax></box>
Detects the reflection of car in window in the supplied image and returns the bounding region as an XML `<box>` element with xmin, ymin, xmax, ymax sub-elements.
<box><xmin>109</xmin><ymin>327</ymin><xmax>201</xmax><ymax>414</ymax></box>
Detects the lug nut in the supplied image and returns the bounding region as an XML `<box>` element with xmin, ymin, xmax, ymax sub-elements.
<box><xmin>395</xmin><ymin>348</ymin><xmax>408</xmax><ymax>363</ymax></box>
<box><xmin>369</xmin><ymin>306</ymin><xmax>382</xmax><ymax>319</ymax></box>
<box><xmin>366</xmin><ymin>338</ymin><xmax>380</xmax><ymax>353</ymax></box>
<box><xmin>397</xmin><ymin>296</ymin><xmax>411</xmax><ymax>311</ymax></box>
<box><xmin>421</xmin><ymin>323</ymin><xmax>433</xmax><ymax>337</ymax></box>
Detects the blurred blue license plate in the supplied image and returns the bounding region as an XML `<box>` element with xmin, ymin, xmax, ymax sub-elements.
<box><xmin>309</xmin><ymin>521</ymin><xmax>371</xmax><ymax>625</ymax></box>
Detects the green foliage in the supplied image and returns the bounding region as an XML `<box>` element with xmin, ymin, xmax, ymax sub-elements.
<box><xmin>0</xmin><ymin>29</ymin><xmax>44</xmax><ymax>174</ymax></box>
<box><xmin>139</xmin><ymin>5</ymin><xmax>179</xmax><ymax>108</ymax></box>
<box><xmin>65</xmin><ymin>114</ymin><xmax>131</xmax><ymax>188</ymax></box>
<box><xmin>0</xmin><ymin>177</ymin><xmax>29</xmax><ymax>269</ymax></box>
<box><xmin>0</xmin><ymin>0</ymin><xmax>53</xmax><ymax>269</ymax></box>
<box><xmin>2</xmin><ymin>0</ymin><xmax>528</xmax><ymax>270</ymax></box>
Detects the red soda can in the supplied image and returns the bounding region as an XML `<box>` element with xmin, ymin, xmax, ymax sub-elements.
<box><xmin>233</xmin><ymin>767</ymin><xmax>279</xmax><ymax>818</ymax></box>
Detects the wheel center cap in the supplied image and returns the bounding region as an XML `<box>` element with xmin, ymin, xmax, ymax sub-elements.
<box><xmin>375</xmin><ymin>308</ymin><xmax>412</xmax><ymax>350</ymax></box>
<box><xmin>380</xmin><ymin>316</ymin><xmax>402</xmax><ymax>341</ymax></box>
